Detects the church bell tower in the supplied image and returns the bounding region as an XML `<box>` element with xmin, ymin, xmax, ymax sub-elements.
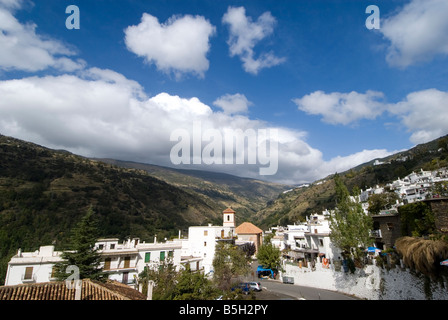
<box><xmin>222</xmin><ymin>207</ymin><xmax>235</xmax><ymax>228</ymax></box>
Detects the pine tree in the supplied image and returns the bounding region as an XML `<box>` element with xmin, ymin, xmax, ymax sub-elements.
<box><xmin>55</xmin><ymin>206</ymin><xmax>107</xmax><ymax>281</ymax></box>
<box><xmin>329</xmin><ymin>174</ymin><xmax>373</xmax><ymax>267</ymax></box>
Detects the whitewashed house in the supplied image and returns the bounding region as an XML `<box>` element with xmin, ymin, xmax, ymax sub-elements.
<box><xmin>4</xmin><ymin>245</ymin><xmax>63</xmax><ymax>286</ymax></box>
<box><xmin>4</xmin><ymin>207</ymin><xmax>245</xmax><ymax>286</ymax></box>
<box><xmin>95</xmin><ymin>237</ymin><xmax>184</xmax><ymax>286</ymax></box>
<box><xmin>181</xmin><ymin>207</ymin><xmax>236</xmax><ymax>275</ymax></box>
<box><xmin>277</xmin><ymin>211</ymin><xmax>341</xmax><ymax>265</ymax></box>
<box><xmin>4</xmin><ymin>237</ymin><xmax>185</xmax><ymax>287</ymax></box>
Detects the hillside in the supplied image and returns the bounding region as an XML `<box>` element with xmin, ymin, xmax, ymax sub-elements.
<box><xmin>99</xmin><ymin>159</ymin><xmax>290</xmax><ymax>222</ymax></box>
<box><xmin>0</xmin><ymin>134</ymin><xmax>289</xmax><ymax>284</ymax></box>
<box><xmin>255</xmin><ymin>134</ymin><xmax>448</xmax><ymax>229</ymax></box>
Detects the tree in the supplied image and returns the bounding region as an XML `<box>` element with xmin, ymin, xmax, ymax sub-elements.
<box><xmin>239</xmin><ymin>242</ymin><xmax>256</xmax><ymax>259</ymax></box>
<box><xmin>174</xmin><ymin>266</ymin><xmax>219</xmax><ymax>300</ymax></box>
<box><xmin>138</xmin><ymin>259</ymin><xmax>178</xmax><ymax>300</ymax></box>
<box><xmin>256</xmin><ymin>242</ymin><xmax>281</xmax><ymax>273</ymax></box>
<box><xmin>54</xmin><ymin>206</ymin><xmax>106</xmax><ymax>281</ymax></box>
<box><xmin>329</xmin><ymin>174</ymin><xmax>373</xmax><ymax>267</ymax></box>
<box><xmin>138</xmin><ymin>261</ymin><xmax>220</xmax><ymax>300</ymax></box>
<box><xmin>212</xmin><ymin>241</ymin><xmax>250</xmax><ymax>291</ymax></box>
<box><xmin>367</xmin><ymin>192</ymin><xmax>399</xmax><ymax>215</ymax></box>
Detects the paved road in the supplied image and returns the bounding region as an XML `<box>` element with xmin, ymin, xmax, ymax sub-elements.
<box><xmin>247</xmin><ymin>260</ymin><xmax>358</xmax><ymax>300</ymax></box>
<box><xmin>255</xmin><ymin>278</ymin><xmax>359</xmax><ymax>300</ymax></box>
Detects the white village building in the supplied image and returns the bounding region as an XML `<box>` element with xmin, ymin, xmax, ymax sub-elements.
<box><xmin>4</xmin><ymin>207</ymin><xmax>256</xmax><ymax>287</ymax></box>
<box><xmin>270</xmin><ymin>211</ymin><xmax>342</xmax><ymax>265</ymax></box>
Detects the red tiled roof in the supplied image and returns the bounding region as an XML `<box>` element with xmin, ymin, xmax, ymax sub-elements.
<box><xmin>235</xmin><ymin>222</ymin><xmax>263</xmax><ymax>234</ymax></box>
<box><xmin>223</xmin><ymin>207</ymin><xmax>235</xmax><ymax>214</ymax></box>
<box><xmin>0</xmin><ymin>279</ymin><xmax>146</xmax><ymax>300</ymax></box>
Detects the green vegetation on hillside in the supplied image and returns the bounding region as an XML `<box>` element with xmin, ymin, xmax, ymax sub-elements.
<box><xmin>0</xmin><ymin>135</ymin><xmax>219</xmax><ymax>284</ymax></box>
<box><xmin>256</xmin><ymin>135</ymin><xmax>448</xmax><ymax>228</ymax></box>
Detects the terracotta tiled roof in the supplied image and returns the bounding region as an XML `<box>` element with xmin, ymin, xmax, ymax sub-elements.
<box><xmin>235</xmin><ymin>222</ymin><xmax>263</xmax><ymax>234</ymax></box>
<box><xmin>223</xmin><ymin>207</ymin><xmax>235</xmax><ymax>214</ymax></box>
<box><xmin>0</xmin><ymin>279</ymin><xmax>146</xmax><ymax>300</ymax></box>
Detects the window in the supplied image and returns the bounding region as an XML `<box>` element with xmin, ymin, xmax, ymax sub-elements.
<box><xmin>24</xmin><ymin>267</ymin><xmax>33</xmax><ymax>280</ymax></box>
<box><xmin>104</xmin><ymin>258</ymin><xmax>111</xmax><ymax>270</ymax></box>
<box><xmin>204</xmin><ymin>241</ymin><xmax>207</xmax><ymax>247</ymax></box>
<box><xmin>145</xmin><ymin>252</ymin><xmax>151</xmax><ymax>263</ymax></box>
<box><xmin>204</xmin><ymin>230</ymin><xmax>208</xmax><ymax>236</ymax></box>
<box><xmin>168</xmin><ymin>251</ymin><xmax>173</xmax><ymax>258</ymax></box>
<box><xmin>387</xmin><ymin>223</ymin><xmax>394</xmax><ymax>231</ymax></box>
<box><xmin>124</xmin><ymin>256</ymin><xmax>131</xmax><ymax>269</ymax></box>
<box><xmin>110</xmin><ymin>244</ymin><xmax>115</xmax><ymax>250</ymax></box>
<box><xmin>160</xmin><ymin>251</ymin><xmax>165</xmax><ymax>261</ymax></box>
<box><xmin>122</xmin><ymin>272</ymin><xmax>129</xmax><ymax>284</ymax></box>
<box><xmin>98</xmin><ymin>244</ymin><xmax>104</xmax><ymax>250</ymax></box>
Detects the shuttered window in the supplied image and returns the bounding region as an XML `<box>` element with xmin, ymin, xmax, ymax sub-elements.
<box><xmin>104</xmin><ymin>258</ymin><xmax>111</xmax><ymax>270</ymax></box>
<box><xmin>24</xmin><ymin>267</ymin><xmax>33</xmax><ymax>280</ymax></box>
<box><xmin>124</xmin><ymin>257</ymin><xmax>131</xmax><ymax>268</ymax></box>
<box><xmin>145</xmin><ymin>252</ymin><xmax>151</xmax><ymax>263</ymax></box>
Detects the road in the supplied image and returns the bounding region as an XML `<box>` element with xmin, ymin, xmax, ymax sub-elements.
<box><xmin>255</xmin><ymin>278</ymin><xmax>359</xmax><ymax>300</ymax></box>
<box><xmin>247</xmin><ymin>261</ymin><xmax>358</xmax><ymax>300</ymax></box>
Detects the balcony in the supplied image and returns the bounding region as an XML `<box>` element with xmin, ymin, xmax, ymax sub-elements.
<box><xmin>370</xmin><ymin>229</ymin><xmax>382</xmax><ymax>238</ymax></box>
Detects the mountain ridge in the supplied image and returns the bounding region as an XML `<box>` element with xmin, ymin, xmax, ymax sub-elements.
<box><xmin>254</xmin><ymin>134</ymin><xmax>448</xmax><ymax>229</ymax></box>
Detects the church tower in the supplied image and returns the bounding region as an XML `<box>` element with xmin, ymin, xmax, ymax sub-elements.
<box><xmin>222</xmin><ymin>207</ymin><xmax>235</xmax><ymax>228</ymax></box>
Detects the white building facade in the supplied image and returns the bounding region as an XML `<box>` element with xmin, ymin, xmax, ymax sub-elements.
<box><xmin>4</xmin><ymin>238</ymin><xmax>185</xmax><ymax>287</ymax></box>
<box><xmin>4</xmin><ymin>207</ymin><xmax>240</xmax><ymax>286</ymax></box>
<box><xmin>181</xmin><ymin>208</ymin><xmax>236</xmax><ymax>275</ymax></box>
<box><xmin>274</xmin><ymin>211</ymin><xmax>342</xmax><ymax>265</ymax></box>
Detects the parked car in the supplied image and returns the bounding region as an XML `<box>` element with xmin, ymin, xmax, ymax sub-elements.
<box><xmin>248</xmin><ymin>281</ymin><xmax>262</xmax><ymax>291</ymax></box>
<box><xmin>231</xmin><ymin>282</ymin><xmax>251</xmax><ymax>294</ymax></box>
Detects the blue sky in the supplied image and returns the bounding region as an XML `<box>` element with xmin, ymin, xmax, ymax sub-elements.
<box><xmin>1</xmin><ymin>0</ymin><xmax>448</xmax><ymax>184</ymax></box>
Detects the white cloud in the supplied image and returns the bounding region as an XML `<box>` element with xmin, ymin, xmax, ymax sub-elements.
<box><xmin>0</xmin><ymin>1</ymin><xmax>85</xmax><ymax>72</ymax></box>
<box><xmin>321</xmin><ymin>149</ymin><xmax>395</xmax><ymax>175</ymax></box>
<box><xmin>213</xmin><ymin>93</ymin><xmax>252</xmax><ymax>115</ymax></box>
<box><xmin>222</xmin><ymin>6</ymin><xmax>285</xmax><ymax>74</ymax></box>
<box><xmin>124</xmin><ymin>13</ymin><xmax>216</xmax><ymax>79</ymax></box>
<box><xmin>380</xmin><ymin>0</ymin><xmax>448</xmax><ymax>67</ymax></box>
<box><xmin>293</xmin><ymin>90</ymin><xmax>386</xmax><ymax>125</ymax></box>
<box><xmin>0</xmin><ymin>69</ymin><xmax>398</xmax><ymax>184</ymax></box>
<box><xmin>294</xmin><ymin>87</ymin><xmax>448</xmax><ymax>147</ymax></box>
<box><xmin>389</xmin><ymin>88</ymin><xmax>448</xmax><ymax>144</ymax></box>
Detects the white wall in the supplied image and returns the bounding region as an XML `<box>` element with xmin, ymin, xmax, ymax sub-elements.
<box><xmin>281</xmin><ymin>261</ymin><xmax>448</xmax><ymax>300</ymax></box>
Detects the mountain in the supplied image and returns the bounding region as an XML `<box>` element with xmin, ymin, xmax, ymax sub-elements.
<box><xmin>97</xmin><ymin>159</ymin><xmax>290</xmax><ymax>222</ymax></box>
<box><xmin>255</xmin><ymin>134</ymin><xmax>448</xmax><ymax>229</ymax></box>
<box><xmin>0</xmin><ymin>134</ymin><xmax>289</xmax><ymax>284</ymax></box>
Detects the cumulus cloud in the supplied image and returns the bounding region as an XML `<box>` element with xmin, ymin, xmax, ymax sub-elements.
<box><xmin>293</xmin><ymin>90</ymin><xmax>386</xmax><ymax>125</ymax></box>
<box><xmin>0</xmin><ymin>1</ymin><xmax>85</xmax><ymax>72</ymax></box>
<box><xmin>294</xmin><ymin>88</ymin><xmax>448</xmax><ymax>147</ymax></box>
<box><xmin>389</xmin><ymin>89</ymin><xmax>448</xmax><ymax>144</ymax></box>
<box><xmin>222</xmin><ymin>6</ymin><xmax>285</xmax><ymax>74</ymax></box>
<box><xmin>213</xmin><ymin>93</ymin><xmax>252</xmax><ymax>115</ymax></box>
<box><xmin>0</xmin><ymin>1</ymin><xmax>417</xmax><ymax>185</ymax></box>
<box><xmin>124</xmin><ymin>13</ymin><xmax>216</xmax><ymax>79</ymax></box>
<box><xmin>0</xmin><ymin>68</ymin><xmax>398</xmax><ymax>184</ymax></box>
<box><xmin>380</xmin><ymin>0</ymin><xmax>448</xmax><ymax>67</ymax></box>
